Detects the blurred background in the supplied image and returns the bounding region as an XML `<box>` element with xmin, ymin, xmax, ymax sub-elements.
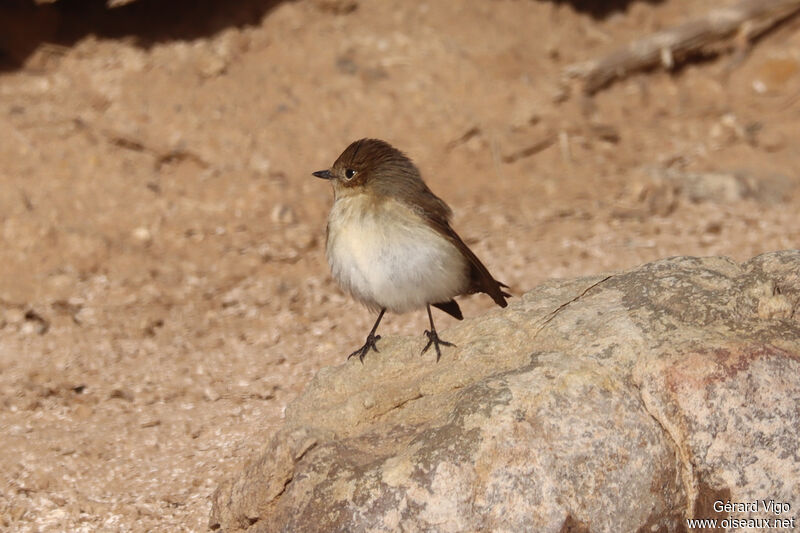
<box><xmin>1</xmin><ymin>0</ymin><xmax>798</xmax><ymax>529</ymax></box>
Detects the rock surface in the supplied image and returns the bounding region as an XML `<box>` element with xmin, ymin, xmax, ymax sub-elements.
<box><xmin>210</xmin><ymin>251</ymin><xmax>800</xmax><ymax>532</ymax></box>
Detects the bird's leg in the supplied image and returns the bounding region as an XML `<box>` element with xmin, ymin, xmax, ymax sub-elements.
<box><xmin>348</xmin><ymin>308</ymin><xmax>386</xmax><ymax>363</ymax></box>
<box><xmin>421</xmin><ymin>304</ymin><xmax>455</xmax><ymax>362</ymax></box>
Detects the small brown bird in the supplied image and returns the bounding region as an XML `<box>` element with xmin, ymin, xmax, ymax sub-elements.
<box><xmin>313</xmin><ymin>139</ymin><xmax>509</xmax><ymax>362</ymax></box>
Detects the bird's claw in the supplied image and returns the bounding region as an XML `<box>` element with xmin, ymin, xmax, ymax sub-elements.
<box><xmin>348</xmin><ymin>334</ymin><xmax>381</xmax><ymax>363</ymax></box>
<box><xmin>421</xmin><ymin>330</ymin><xmax>455</xmax><ymax>362</ymax></box>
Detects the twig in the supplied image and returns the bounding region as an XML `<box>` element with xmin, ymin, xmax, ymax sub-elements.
<box><xmin>565</xmin><ymin>0</ymin><xmax>800</xmax><ymax>94</ymax></box>
<box><xmin>104</xmin><ymin>129</ymin><xmax>209</xmax><ymax>170</ymax></box>
<box><xmin>501</xmin><ymin>133</ymin><xmax>556</xmax><ymax>164</ymax></box>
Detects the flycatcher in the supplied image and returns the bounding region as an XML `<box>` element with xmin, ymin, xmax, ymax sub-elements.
<box><xmin>313</xmin><ymin>138</ymin><xmax>509</xmax><ymax>362</ymax></box>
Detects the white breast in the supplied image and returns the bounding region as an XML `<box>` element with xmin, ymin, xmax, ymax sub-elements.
<box><xmin>326</xmin><ymin>195</ymin><xmax>469</xmax><ymax>313</ymax></box>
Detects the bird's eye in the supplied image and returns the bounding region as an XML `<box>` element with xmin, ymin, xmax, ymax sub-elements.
<box><xmin>344</xmin><ymin>169</ymin><xmax>356</xmax><ymax>180</ymax></box>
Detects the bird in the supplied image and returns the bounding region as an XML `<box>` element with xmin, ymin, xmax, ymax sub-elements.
<box><xmin>313</xmin><ymin>138</ymin><xmax>509</xmax><ymax>362</ymax></box>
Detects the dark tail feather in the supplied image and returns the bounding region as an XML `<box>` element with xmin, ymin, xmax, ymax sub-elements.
<box><xmin>497</xmin><ymin>281</ymin><xmax>512</xmax><ymax>300</ymax></box>
<box><xmin>487</xmin><ymin>284</ymin><xmax>510</xmax><ymax>307</ymax></box>
<box><xmin>433</xmin><ymin>300</ymin><xmax>463</xmax><ymax>320</ymax></box>
<box><xmin>472</xmin><ymin>263</ymin><xmax>510</xmax><ymax>308</ymax></box>
<box><xmin>452</xmin><ymin>238</ymin><xmax>509</xmax><ymax>308</ymax></box>
<box><xmin>431</xmin><ymin>222</ymin><xmax>511</xmax><ymax>309</ymax></box>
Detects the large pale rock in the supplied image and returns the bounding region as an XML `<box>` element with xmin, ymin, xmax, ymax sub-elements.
<box><xmin>210</xmin><ymin>251</ymin><xmax>800</xmax><ymax>532</ymax></box>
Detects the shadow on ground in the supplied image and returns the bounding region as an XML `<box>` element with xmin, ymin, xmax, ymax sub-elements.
<box><xmin>0</xmin><ymin>0</ymin><xmax>665</xmax><ymax>71</ymax></box>
<box><xmin>547</xmin><ymin>0</ymin><xmax>665</xmax><ymax>19</ymax></box>
<box><xmin>0</xmin><ymin>0</ymin><xmax>284</xmax><ymax>70</ymax></box>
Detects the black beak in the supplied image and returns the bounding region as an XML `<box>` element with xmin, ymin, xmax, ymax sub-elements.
<box><xmin>313</xmin><ymin>169</ymin><xmax>333</xmax><ymax>180</ymax></box>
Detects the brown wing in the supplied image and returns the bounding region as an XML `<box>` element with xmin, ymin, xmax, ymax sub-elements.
<box><xmin>402</xmin><ymin>185</ymin><xmax>510</xmax><ymax>308</ymax></box>
<box><xmin>363</xmin><ymin>140</ymin><xmax>510</xmax><ymax>307</ymax></box>
<box><xmin>433</xmin><ymin>219</ymin><xmax>510</xmax><ymax>307</ymax></box>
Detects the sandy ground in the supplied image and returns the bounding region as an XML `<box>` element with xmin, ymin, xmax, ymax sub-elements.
<box><xmin>1</xmin><ymin>0</ymin><xmax>799</xmax><ymax>530</ymax></box>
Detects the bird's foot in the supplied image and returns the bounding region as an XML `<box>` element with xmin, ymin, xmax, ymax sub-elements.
<box><xmin>347</xmin><ymin>333</ymin><xmax>381</xmax><ymax>363</ymax></box>
<box><xmin>421</xmin><ymin>330</ymin><xmax>455</xmax><ymax>362</ymax></box>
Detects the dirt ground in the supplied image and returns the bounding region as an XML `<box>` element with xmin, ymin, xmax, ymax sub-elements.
<box><xmin>0</xmin><ymin>0</ymin><xmax>798</xmax><ymax>530</ymax></box>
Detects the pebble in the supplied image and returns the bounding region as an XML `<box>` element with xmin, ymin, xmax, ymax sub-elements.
<box><xmin>757</xmin><ymin>129</ymin><xmax>785</xmax><ymax>152</ymax></box>
<box><xmin>132</xmin><ymin>227</ymin><xmax>152</xmax><ymax>243</ymax></box>
<box><xmin>271</xmin><ymin>204</ymin><xmax>296</xmax><ymax>225</ymax></box>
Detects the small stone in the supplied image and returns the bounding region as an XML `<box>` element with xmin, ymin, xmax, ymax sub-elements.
<box><xmin>196</xmin><ymin>52</ymin><xmax>227</xmax><ymax>78</ymax></box>
<box><xmin>109</xmin><ymin>388</ymin><xmax>134</xmax><ymax>402</ymax></box>
<box><xmin>204</xmin><ymin>387</ymin><xmax>221</xmax><ymax>402</ymax></box>
<box><xmin>132</xmin><ymin>227</ymin><xmax>152</xmax><ymax>243</ymax></box>
<box><xmin>271</xmin><ymin>204</ymin><xmax>296</xmax><ymax>225</ymax></box>
<box><xmin>162</xmin><ymin>493</ymin><xmax>186</xmax><ymax>507</ymax></box>
<box><xmin>752</xmin><ymin>79</ymin><xmax>768</xmax><ymax>94</ymax></box>
<box><xmin>757</xmin><ymin>129</ymin><xmax>785</xmax><ymax>152</ymax></box>
<box><xmin>43</xmin><ymin>508</ymin><xmax>67</xmax><ymax>522</ymax></box>
<box><xmin>590</xmin><ymin>123</ymin><xmax>620</xmax><ymax>144</ymax></box>
<box><xmin>704</xmin><ymin>221</ymin><xmax>722</xmax><ymax>235</ymax></box>
<box><xmin>336</xmin><ymin>55</ymin><xmax>358</xmax><ymax>75</ymax></box>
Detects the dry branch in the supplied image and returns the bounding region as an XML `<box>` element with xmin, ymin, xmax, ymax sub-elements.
<box><xmin>565</xmin><ymin>0</ymin><xmax>800</xmax><ymax>94</ymax></box>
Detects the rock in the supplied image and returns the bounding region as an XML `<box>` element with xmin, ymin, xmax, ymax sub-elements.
<box><xmin>631</xmin><ymin>168</ymin><xmax>797</xmax><ymax>214</ymax></box>
<box><xmin>210</xmin><ymin>251</ymin><xmax>800</xmax><ymax>532</ymax></box>
<box><xmin>664</xmin><ymin>169</ymin><xmax>750</xmax><ymax>203</ymax></box>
